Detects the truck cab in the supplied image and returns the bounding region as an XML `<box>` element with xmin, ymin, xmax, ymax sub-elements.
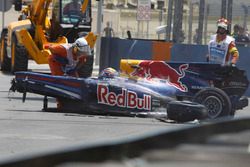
<box><xmin>50</xmin><ymin>0</ymin><xmax>92</xmax><ymax>42</ymax></box>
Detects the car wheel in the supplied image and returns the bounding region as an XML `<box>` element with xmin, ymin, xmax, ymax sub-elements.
<box><xmin>0</xmin><ymin>29</ymin><xmax>11</xmax><ymax>71</ymax></box>
<box><xmin>193</xmin><ymin>88</ymin><xmax>232</xmax><ymax>119</ymax></box>
<box><xmin>167</xmin><ymin>101</ymin><xmax>208</xmax><ymax>122</ymax></box>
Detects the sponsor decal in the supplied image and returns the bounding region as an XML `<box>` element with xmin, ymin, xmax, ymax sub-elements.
<box><xmin>97</xmin><ymin>84</ymin><xmax>151</xmax><ymax>110</ymax></box>
<box><xmin>229</xmin><ymin>81</ymin><xmax>247</xmax><ymax>87</ymax></box>
<box><xmin>131</xmin><ymin>61</ymin><xmax>189</xmax><ymax>92</ymax></box>
<box><xmin>191</xmin><ymin>85</ymin><xmax>209</xmax><ymax>90</ymax></box>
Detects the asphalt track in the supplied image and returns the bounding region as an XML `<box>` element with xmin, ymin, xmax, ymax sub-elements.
<box><xmin>0</xmin><ymin>61</ymin><xmax>249</xmax><ymax>162</ymax></box>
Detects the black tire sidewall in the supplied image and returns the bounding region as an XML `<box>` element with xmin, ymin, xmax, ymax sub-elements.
<box><xmin>167</xmin><ymin>101</ymin><xmax>207</xmax><ymax>122</ymax></box>
<box><xmin>193</xmin><ymin>88</ymin><xmax>231</xmax><ymax>119</ymax></box>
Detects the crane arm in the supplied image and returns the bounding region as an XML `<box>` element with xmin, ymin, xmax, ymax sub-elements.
<box><xmin>81</xmin><ymin>0</ymin><xmax>89</xmax><ymax>13</ymax></box>
<box><xmin>30</xmin><ymin>0</ymin><xmax>52</xmax><ymax>26</ymax></box>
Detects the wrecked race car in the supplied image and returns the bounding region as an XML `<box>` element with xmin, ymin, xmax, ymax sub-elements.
<box><xmin>10</xmin><ymin>70</ymin><xmax>207</xmax><ymax>123</ymax></box>
<box><xmin>120</xmin><ymin>59</ymin><xmax>249</xmax><ymax>119</ymax></box>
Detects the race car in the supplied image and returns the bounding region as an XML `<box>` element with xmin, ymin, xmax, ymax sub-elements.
<box><xmin>10</xmin><ymin>69</ymin><xmax>208</xmax><ymax>123</ymax></box>
<box><xmin>10</xmin><ymin>59</ymin><xmax>249</xmax><ymax>121</ymax></box>
<box><xmin>120</xmin><ymin>59</ymin><xmax>249</xmax><ymax>118</ymax></box>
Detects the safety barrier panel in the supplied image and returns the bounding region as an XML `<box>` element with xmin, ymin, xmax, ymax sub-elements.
<box><xmin>100</xmin><ymin>37</ymin><xmax>172</xmax><ymax>71</ymax></box>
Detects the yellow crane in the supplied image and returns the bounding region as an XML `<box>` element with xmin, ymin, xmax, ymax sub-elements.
<box><xmin>0</xmin><ymin>0</ymin><xmax>96</xmax><ymax>77</ymax></box>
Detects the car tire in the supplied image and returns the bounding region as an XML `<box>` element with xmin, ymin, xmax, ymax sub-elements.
<box><xmin>0</xmin><ymin>29</ymin><xmax>11</xmax><ymax>71</ymax></box>
<box><xmin>193</xmin><ymin>87</ymin><xmax>232</xmax><ymax>119</ymax></box>
<box><xmin>167</xmin><ymin>101</ymin><xmax>208</xmax><ymax>122</ymax></box>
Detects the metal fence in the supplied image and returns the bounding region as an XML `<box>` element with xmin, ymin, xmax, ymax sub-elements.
<box><xmin>91</xmin><ymin>0</ymin><xmax>250</xmax><ymax>45</ymax></box>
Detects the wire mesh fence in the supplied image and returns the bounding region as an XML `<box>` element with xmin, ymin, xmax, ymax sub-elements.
<box><xmin>92</xmin><ymin>0</ymin><xmax>250</xmax><ymax>46</ymax></box>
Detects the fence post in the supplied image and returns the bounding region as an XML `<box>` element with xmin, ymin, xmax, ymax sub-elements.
<box><xmin>221</xmin><ymin>0</ymin><xmax>227</xmax><ymax>18</ymax></box>
<box><xmin>188</xmin><ymin>1</ymin><xmax>193</xmax><ymax>44</ymax></box>
<box><xmin>197</xmin><ymin>0</ymin><xmax>205</xmax><ymax>45</ymax></box>
<box><xmin>165</xmin><ymin>0</ymin><xmax>173</xmax><ymax>42</ymax></box>
<box><xmin>227</xmin><ymin>0</ymin><xmax>233</xmax><ymax>33</ymax></box>
<box><xmin>204</xmin><ymin>3</ymin><xmax>209</xmax><ymax>44</ymax></box>
<box><xmin>173</xmin><ymin>0</ymin><xmax>184</xmax><ymax>43</ymax></box>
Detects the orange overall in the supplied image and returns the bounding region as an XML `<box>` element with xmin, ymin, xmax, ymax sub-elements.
<box><xmin>48</xmin><ymin>44</ymin><xmax>86</xmax><ymax>77</ymax></box>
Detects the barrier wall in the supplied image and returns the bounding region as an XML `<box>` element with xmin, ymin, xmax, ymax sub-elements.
<box><xmin>100</xmin><ymin>38</ymin><xmax>152</xmax><ymax>71</ymax></box>
<box><xmin>100</xmin><ymin>37</ymin><xmax>172</xmax><ymax>71</ymax></box>
<box><xmin>171</xmin><ymin>44</ymin><xmax>208</xmax><ymax>62</ymax></box>
<box><xmin>100</xmin><ymin>37</ymin><xmax>250</xmax><ymax>96</ymax></box>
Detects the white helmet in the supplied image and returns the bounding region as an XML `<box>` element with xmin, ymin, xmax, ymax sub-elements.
<box><xmin>217</xmin><ymin>18</ymin><xmax>229</xmax><ymax>30</ymax></box>
<box><xmin>73</xmin><ymin>37</ymin><xmax>91</xmax><ymax>56</ymax></box>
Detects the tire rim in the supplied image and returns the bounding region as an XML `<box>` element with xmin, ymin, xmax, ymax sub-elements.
<box><xmin>203</xmin><ymin>96</ymin><xmax>222</xmax><ymax>118</ymax></box>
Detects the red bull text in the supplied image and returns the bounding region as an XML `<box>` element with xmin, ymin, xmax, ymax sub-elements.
<box><xmin>97</xmin><ymin>84</ymin><xmax>151</xmax><ymax>110</ymax></box>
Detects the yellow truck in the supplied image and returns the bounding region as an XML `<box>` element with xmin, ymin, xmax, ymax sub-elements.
<box><xmin>0</xmin><ymin>0</ymin><xmax>96</xmax><ymax>77</ymax></box>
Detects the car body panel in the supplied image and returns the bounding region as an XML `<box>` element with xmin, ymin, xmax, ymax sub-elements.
<box><xmin>120</xmin><ymin>59</ymin><xmax>249</xmax><ymax>109</ymax></box>
<box><xmin>13</xmin><ymin>72</ymin><xmax>178</xmax><ymax>117</ymax></box>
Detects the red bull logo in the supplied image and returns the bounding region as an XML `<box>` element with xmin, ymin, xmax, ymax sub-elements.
<box><xmin>131</xmin><ymin>61</ymin><xmax>189</xmax><ymax>92</ymax></box>
<box><xmin>97</xmin><ymin>84</ymin><xmax>151</xmax><ymax>110</ymax></box>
